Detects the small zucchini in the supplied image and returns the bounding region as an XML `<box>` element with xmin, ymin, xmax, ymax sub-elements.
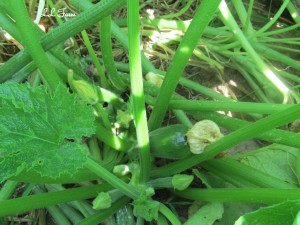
<box><xmin>149</xmin><ymin>124</ymin><xmax>191</xmax><ymax>159</ymax></box>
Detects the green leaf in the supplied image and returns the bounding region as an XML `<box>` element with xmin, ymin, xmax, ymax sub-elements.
<box><xmin>185</xmin><ymin>202</ymin><xmax>224</xmax><ymax>225</ymax></box>
<box><xmin>236</xmin><ymin>144</ymin><xmax>298</xmax><ymax>185</ymax></box>
<box><xmin>234</xmin><ymin>200</ymin><xmax>300</xmax><ymax>225</ymax></box>
<box><xmin>214</xmin><ymin>203</ymin><xmax>261</xmax><ymax>225</ymax></box>
<box><xmin>0</xmin><ymin>83</ymin><xmax>95</xmax><ymax>182</ymax></box>
<box><xmin>132</xmin><ymin>199</ymin><xmax>160</xmax><ymax>222</ymax></box>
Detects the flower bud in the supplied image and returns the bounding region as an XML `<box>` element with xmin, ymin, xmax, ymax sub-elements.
<box><xmin>186</xmin><ymin>120</ymin><xmax>223</xmax><ymax>154</ymax></box>
<box><xmin>113</xmin><ymin>164</ymin><xmax>130</xmax><ymax>176</ymax></box>
<box><xmin>145</xmin><ymin>72</ymin><xmax>163</xmax><ymax>87</ymax></box>
<box><xmin>92</xmin><ymin>192</ymin><xmax>112</xmax><ymax>210</ymax></box>
<box><xmin>68</xmin><ymin>70</ymin><xmax>99</xmax><ymax>105</ymax></box>
<box><xmin>172</xmin><ymin>174</ymin><xmax>194</xmax><ymax>191</ymax></box>
<box><xmin>115</xmin><ymin>110</ymin><xmax>133</xmax><ymax>129</ymax></box>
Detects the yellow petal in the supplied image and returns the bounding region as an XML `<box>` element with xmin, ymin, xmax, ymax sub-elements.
<box><xmin>186</xmin><ymin>120</ymin><xmax>223</xmax><ymax>154</ymax></box>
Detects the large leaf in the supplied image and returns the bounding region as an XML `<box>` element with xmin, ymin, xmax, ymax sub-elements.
<box><xmin>215</xmin><ymin>203</ymin><xmax>262</xmax><ymax>225</ymax></box>
<box><xmin>0</xmin><ymin>83</ymin><xmax>95</xmax><ymax>182</ymax></box>
<box><xmin>185</xmin><ymin>202</ymin><xmax>224</xmax><ymax>225</ymax></box>
<box><xmin>234</xmin><ymin>200</ymin><xmax>300</xmax><ymax>225</ymax></box>
<box><xmin>192</xmin><ymin>170</ymin><xmax>262</xmax><ymax>225</ymax></box>
<box><xmin>236</xmin><ymin>144</ymin><xmax>298</xmax><ymax>185</ymax></box>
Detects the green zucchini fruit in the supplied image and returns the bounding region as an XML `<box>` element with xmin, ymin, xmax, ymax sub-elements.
<box><xmin>149</xmin><ymin>124</ymin><xmax>191</xmax><ymax>159</ymax></box>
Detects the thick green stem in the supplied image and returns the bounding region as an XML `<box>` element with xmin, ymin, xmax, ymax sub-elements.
<box><xmin>244</xmin><ymin>0</ymin><xmax>255</xmax><ymax>34</ymax></box>
<box><xmin>127</xmin><ymin>0</ymin><xmax>151</xmax><ymax>184</ymax></box>
<box><xmin>232</xmin><ymin>0</ymin><xmax>255</xmax><ymax>35</ymax></box>
<box><xmin>101</xmin><ymin>16</ymin><xmax>127</xmax><ymax>91</ymax></box>
<box><xmin>169</xmin><ymin>100</ymin><xmax>289</xmax><ymax>114</ymax></box>
<box><xmin>110</xmin><ymin>20</ymin><xmax>157</xmax><ymax>73</ymax></box>
<box><xmin>47</xmin><ymin>0</ymin><xmax>64</xmax><ymax>25</ymax></box>
<box><xmin>0</xmin><ymin>180</ymin><xmax>19</xmax><ymax>200</ymax></box>
<box><xmin>174</xmin><ymin>188</ymin><xmax>300</xmax><ymax>204</ymax></box>
<box><xmin>10</xmin><ymin>0</ymin><xmax>62</xmax><ymax>90</ymax></box>
<box><xmin>159</xmin><ymin>204</ymin><xmax>182</xmax><ymax>225</ymax></box>
<box><xmin>148</xmin><ymin>0</ymin><xmax>221</xmax><ymax>131</ymax></box>
<box><xmin>158</xmin><ymin>214</ymin><xmax>169</xmax><ymax>225</ymax></box>
<box><xmin>252</xmin><ymin>42</ymin><xmax>300</xmax><ymax>71</ymax></box>
<box><xmin>173</xmin><ymin>110</ymin><xmax>193</xmax><ymax>128</ymax></box>
<box><xmin>0</xmin><ymin>184</ymin><xmax>111</xmax><ymax>217</ymax></box>
<box><xmin>85</xmin><ymin>157</ymin><xmax>140</xmax><ymax>199</ymax></box>
<box><xmin>286</xmin><ymin>1</ymin><xmax>300</xmax><ymax>24</ymax></box>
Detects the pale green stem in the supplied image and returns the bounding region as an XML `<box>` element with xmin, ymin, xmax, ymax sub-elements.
<box><xmin>127</xmin><ymin>0</ymin><xmax>151</xmax><ymax>183</ymax></box>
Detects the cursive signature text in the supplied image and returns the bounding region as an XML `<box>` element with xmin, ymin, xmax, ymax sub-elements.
<box><xmin>42</xmin><ymin>8</ymin><xmax>76</xmax><ymax>18</ymax></box>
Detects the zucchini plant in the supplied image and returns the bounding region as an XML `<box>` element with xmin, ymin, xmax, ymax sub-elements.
<box><xmin>1</xmin><ymin>0</ymin><xmax>300</xmax><ymax>224</ymax></box>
